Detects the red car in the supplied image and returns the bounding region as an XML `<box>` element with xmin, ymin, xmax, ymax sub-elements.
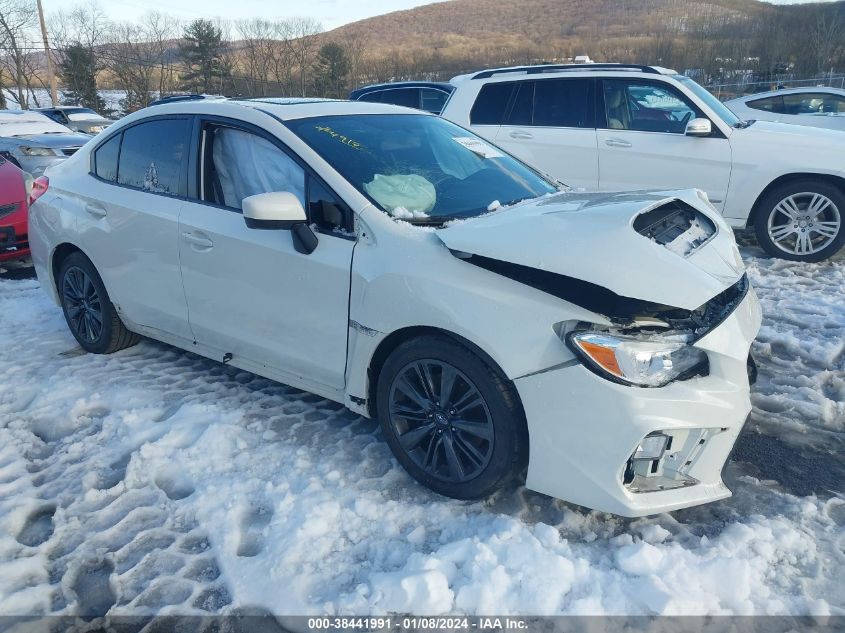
<box><xmin>0</xmin><ymin>156</ymin><xmax>30</xmax><ymax>262</ymax></box>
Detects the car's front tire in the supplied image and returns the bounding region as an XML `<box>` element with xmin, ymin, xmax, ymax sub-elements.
<box><xmin>58</xmin><ymin>252</ymin><xmax>139</xmax><ymax>354</ymax></box>
<box><xmin>754</xmin><ymin>179</ymin><xmax>845</xmax><ymax>262</ymax></box>
<box><xmin>376</xmin><ymin>335</ymin><xmax>527</xmax><ymax>499</ymax></box>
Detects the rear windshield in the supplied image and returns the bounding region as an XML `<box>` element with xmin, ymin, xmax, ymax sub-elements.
<box><xmin>286</xmin><ymin>114</ymin><xmax>558</xmax><ymax>223</ymax></box>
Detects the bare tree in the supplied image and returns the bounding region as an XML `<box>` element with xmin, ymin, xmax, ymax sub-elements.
<box><xmin>236</xmin><ymin>18</ymin><xmax>278</xmax><ymax>96</ymax></box>
<box><xmin>144</xmin><ymin>11</ymin><xmax>179</xmax><ymax>98</ymax></box>
<box><xmin>288</xmin><ymin>16</ymin><xmax>321</xmax><ymax>96</ymax></box>
<box><xmin>0</xmin><ymin>0</ymin><xmax>38</xmax><ymax>108</ymax></box>
<box><xmin>105</xmin><ymin>21</ymin><xmax>158</xmax><ymax>112</ymax></box>
<box><xmin>810</xmin><ymin>4</ymin><xmax>844</xmax><ymax>75</ymax></box>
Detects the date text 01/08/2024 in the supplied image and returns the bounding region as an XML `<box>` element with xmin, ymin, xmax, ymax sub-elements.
<box><xmin>306</xmin><ymin>617</ymin><xmax>530</xmax><ymax>630</ymax></box>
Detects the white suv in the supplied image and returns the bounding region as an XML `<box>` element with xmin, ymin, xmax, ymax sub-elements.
<box><xmin>30</xmin><ymin>98</ymin><xmax>760</xmax><ymax>516</ymax></box>
<box><xmin>441</xmin><ymin>63</ymin><xmax>845</xmax><ymax>262</ymax></box>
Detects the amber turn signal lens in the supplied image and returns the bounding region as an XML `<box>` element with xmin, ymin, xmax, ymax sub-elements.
<box><xmin>577</xmin><ymin>339</ymin><xmax>622</xmax><ymax>377</ymax></box>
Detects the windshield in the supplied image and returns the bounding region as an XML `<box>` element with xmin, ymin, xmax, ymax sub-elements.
<box><xmin>675</xmin><ymin>76</ymin><xmax>743</xmax><ymax>127</ymax></box>
<box><xmin>286</xmin><ymin>114</ymin><xmax>558</xmax><ymax>222</ymax></box>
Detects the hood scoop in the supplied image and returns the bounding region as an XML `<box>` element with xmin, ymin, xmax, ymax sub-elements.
<box><xmin>633</xmin><ymin>200</ymin><xmax>716</xmax><ymax>257</ymax></box>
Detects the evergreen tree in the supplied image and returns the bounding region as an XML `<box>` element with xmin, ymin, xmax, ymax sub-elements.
<box><xmin>313</xmin><ymin>43</ymin><xmax>350</xmax><ymax>98</ymax></box>
<box><xmin>178</xmin><ymin>19</ymin><xmax>229</xmax><ymax>94</ymax></box>
<box><xmin>59</xmin><ymin>44</ymin><xmax>106</xmax><ymax>113</ymax></box>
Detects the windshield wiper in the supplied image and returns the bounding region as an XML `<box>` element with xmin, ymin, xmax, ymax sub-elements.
<box><xmin>734</xmin><ymin>120</ymin><xmax>755</xmax><ymax>129</ymax></box>
<box><xmin>402</xmin><ymin>216</ymin><xmax>458</xmax><ymax>226</ymax></box>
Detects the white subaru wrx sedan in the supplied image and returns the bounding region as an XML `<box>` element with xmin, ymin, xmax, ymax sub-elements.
<box><xmin>29</xmin><ymin>98</ymin><xmax>762</xmax><ymax>517</ymax></box>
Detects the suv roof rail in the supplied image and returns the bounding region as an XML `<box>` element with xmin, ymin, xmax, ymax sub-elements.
<box><xmin>471</xmin><ymin>63</ymin><xmax>661</xmax><ymax>80</ymax></box>
<box><xmin>148</xmin><ymin>94</ymin><xmax>222</xmax><ymax>106</ymax></box>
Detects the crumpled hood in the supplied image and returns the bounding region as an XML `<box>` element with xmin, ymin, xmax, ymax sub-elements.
<box><xmin>437</xmin><ymin>189</ymin><xmax>746</xmax><ymax>311</ymax></box>
<box><xmin>11</xmin><ymin>133</ymin><xmax>89</xmax><ymax>148</ymax></box>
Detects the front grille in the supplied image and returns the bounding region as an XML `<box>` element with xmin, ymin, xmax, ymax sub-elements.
<box><xmin>0</xmin><ymin>202</ymin><xmax>20</xmax><ymax>219</ymax></box>
<box><xmin>62</xmin><ymin>148</ymin><xmax>79</xmax><ymax>156</ymax></box>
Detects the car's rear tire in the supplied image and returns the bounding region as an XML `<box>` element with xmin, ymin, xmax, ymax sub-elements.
<box><xmin>376</xmin><ymin>335</ymin><xmax>527</xmax><ymax>499</ymax></box>
<box><xmin>753</xmin><ymin>179</ymin><xmax>845</xmax><ymax>262</ymax></box>
<box><xmin>58</xmin><ymin>252</ymin><xmax>139</xmax><ymax>354</ymax></box>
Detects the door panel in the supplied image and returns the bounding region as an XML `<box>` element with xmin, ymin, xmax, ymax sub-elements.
<box><xmin>496</xmin><ymin>127</ymin><xmax>598</xmax><ymax>188</ymax></box>
<box><xmin>597</xmin><ymin>80</ymin><xmax>732</xmax><ymax>208</ymax></box>
<box><xmin>597</xmin><ymin>130</ymin><xmax>732</xmax><ymax>206</ymax></box>
<box><xmin>178</xmin><ymin>203</ymin><xmax>354</xmax><ymax>389</ymax></box>
<box><xmin>75</xmin><ymin>180</ymin><xmax>191</xmax><ymax>338</ymax></box>
<box><xmin>75</xmin><ymin>117</ymin><xmax>192</xmax><ymax>338</ymax></box>
<box><xmin>179</xmin><ymin>121</ymin><xmax>354</xmax><ymax>390</ymax></box>
<box><xmin>493</xmin><ymin>79</ymin><xmax>599</xmax><ymax>189</ymax></box>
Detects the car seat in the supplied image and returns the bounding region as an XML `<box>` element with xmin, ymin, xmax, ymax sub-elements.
<box><xmin>605</xmin><ymin>86</ymin><xmax>630</xmax><ymax>129</ymax></box>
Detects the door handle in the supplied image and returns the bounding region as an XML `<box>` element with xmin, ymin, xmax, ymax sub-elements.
<box><xmin>84</xmin><ymin>202</ymin><xmax>107</xmax><ymax>218</ymax></box>
<box><xmin>605</xmin><ymin>138</ymin><xmax>632</xmax><ymax>148</ymax></box>
<box><xmin>509</xmin><ymin>130</ymin><xmax>534</xmax><ymax>140</ymax></box>
<box><xmin>181</xmin><ymin>231</ymin><xmax>214</xmax><ymax>249</ymax></box>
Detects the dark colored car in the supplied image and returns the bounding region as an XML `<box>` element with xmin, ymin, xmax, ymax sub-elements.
<box><xmin>0</xmin><ymin>156</ymin><xmax>30</xmax><ymax>262</ymax></box>
<box><xmin>349</xmin><ymin>81</ymin><xmax>454</xmax><ymax>114</ymax></box>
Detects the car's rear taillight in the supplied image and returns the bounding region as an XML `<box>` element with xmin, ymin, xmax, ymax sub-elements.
<box><xmin>28</xmin><ymin>176</ymin><xmax>49</xmax><ymax>206</ymax></box>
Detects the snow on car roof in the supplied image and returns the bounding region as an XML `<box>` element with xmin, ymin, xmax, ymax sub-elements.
<box><xmin>0</xmin><ymin>110</ymin><xmax>73</xmax><ymax>136</ymax></box>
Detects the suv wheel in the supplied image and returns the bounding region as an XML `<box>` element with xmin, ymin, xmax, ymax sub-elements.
<box><xmin>376</xmin><ymin>335</ymin><xmax>527</xmax><ymax>499</ymax></box>
<box><xmin>58</xmin><ymin>252</ymin><xmax>139</xmax><ymax>354</ymax></box>
<box><xmin>754</xmin><ymin>179</ymin><xmax>845</xmax><ymax>262</ymax></box>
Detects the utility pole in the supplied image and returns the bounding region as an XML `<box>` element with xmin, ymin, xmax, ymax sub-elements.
<box><xmin>36</xmin><ymin>0</ymin><xmax>59</xmax><ymax>107</ymax></box>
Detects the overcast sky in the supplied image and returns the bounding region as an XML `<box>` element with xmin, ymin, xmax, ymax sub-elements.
<box><xmin>71</xmin><ymin>0</ymin><xmax>838</xmax><ymax>31</ymax></box>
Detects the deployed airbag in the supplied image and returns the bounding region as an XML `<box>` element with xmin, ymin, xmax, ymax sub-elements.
<box><xmin>364</xmin><ymin>173</ymin><xmax>436</xmax><ymax>217</ymax></box>
<box><xmin>213</xmin><ymin>127</ymin><xmax>305</xmax><ymax>209</ymax></box>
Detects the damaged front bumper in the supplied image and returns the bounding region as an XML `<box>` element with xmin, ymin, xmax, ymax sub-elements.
<box><xmin>515</xmin><ymin>286</ymin><xmax>762</xmax><ymax>517</ymax></box>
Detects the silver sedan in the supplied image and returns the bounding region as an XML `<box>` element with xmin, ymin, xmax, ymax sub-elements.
<box><xmin>725</xmin><ymin>87</ymin><xmax>845</xmax><ymax>131</ymax></box>
<box><xmin>0</xmin><ymin>110</ymin><xmax>93</xmax><ymax>176</ymax></box>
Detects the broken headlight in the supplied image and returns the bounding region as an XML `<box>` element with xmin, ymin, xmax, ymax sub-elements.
<box><xmin>566</xmin><ymin>330</ymin><xmax>708</xmax><ymax>388</ymax></box>
<box><xmin>19</xmin><ymin>146</ymin><xmax>55</xmax><ymax>156</ymax></box>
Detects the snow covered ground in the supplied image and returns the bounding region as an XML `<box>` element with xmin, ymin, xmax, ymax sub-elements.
<box><xmin>0</xmin><ymin>243</ymin><xmax>842</xmax><ymax>620</ymax></box>
<box><xmin>3</xmin><ymin>90</ymin><xmax>128</xmax><ymax>114</ymax></box>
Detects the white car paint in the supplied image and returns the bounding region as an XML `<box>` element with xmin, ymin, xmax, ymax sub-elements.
<box><xmin>29</xmin><ymin>99</ymin><xmax>761</xmax><ymax>517</ymax></box>
<box><xmin>726</xmin><ymin>87</ymin><xmax>845</xmax><ymax>132</ymax></box>
<box><xmin>441</xmin><ymin>66</ymin><xmax>845</xmax><ymax>234</ymax></box>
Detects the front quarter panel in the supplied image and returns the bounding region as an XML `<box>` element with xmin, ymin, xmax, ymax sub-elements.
<box><xmin>723</xmin><ymin>122</ymin><xmax>845</xmax><ymax>221</ymax></box>
<box><xmin>345</xmin><ymin>206</ymin><xmax>608</xmax><ymax>407</ymax></box>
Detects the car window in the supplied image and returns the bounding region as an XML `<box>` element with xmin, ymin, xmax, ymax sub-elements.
<box><xmin>41</xmin><ymin>110</ymin><xmax>63</xmax><ymax>123</ymax></box>
<box><xmin>420</xmin><ymin>88</ymin><xmax>450</xmax><ymax>114</ymax></box>
<box><xmin>286</xmin><ymin>113</ymin><xmax>557</xmax><ymax>222</ymax></box>
<box><xmin>117</xmin><ymin>118</ymin><xmax>189</xmax><ymax>196</ymax></box>
<box><xmin>782</xmin><ymin>92</ymin><xmax>845</xmax><ymax>115</ymax></box>
<box><xmin>603</xmin><ymin>80</ymin><xmax>701</xmax><ymax>133</ymax></box>
<box><xmin>532</xmin><ymin>79</ymin><xmax>592</xmax><ymax>128</ymax></box>
<box><xmin>374</xmin><ymin>88</ymin><xmax>420</xmax><ymax>109</ymax></box>
<box><xmin>747</xmin><ymin>95</ymin><xmax>785</xmax><ymax>113</ymax></box>
<box><xmin>203</xmin><ymin>125</ymin><xmax>305</xmax><ymax>211</ymax></box>
<box><xmin>470</xmin><ymin>82</ymin><xmax>514</xmax><ymax>125</ymax></box>
<box><xmin>94</xmin><ymin>133</ymin><xmax>121</xmax><ymax>182</ymax></box>
<box><xmin>506</xmin><ymin>82</ymin><xmax>534</xmax><ymax>126</ymax></box>
<box><xmin>308</xmin><ymin>176</ymin><xmax>348</xmax><ymax>231</ymax></box>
